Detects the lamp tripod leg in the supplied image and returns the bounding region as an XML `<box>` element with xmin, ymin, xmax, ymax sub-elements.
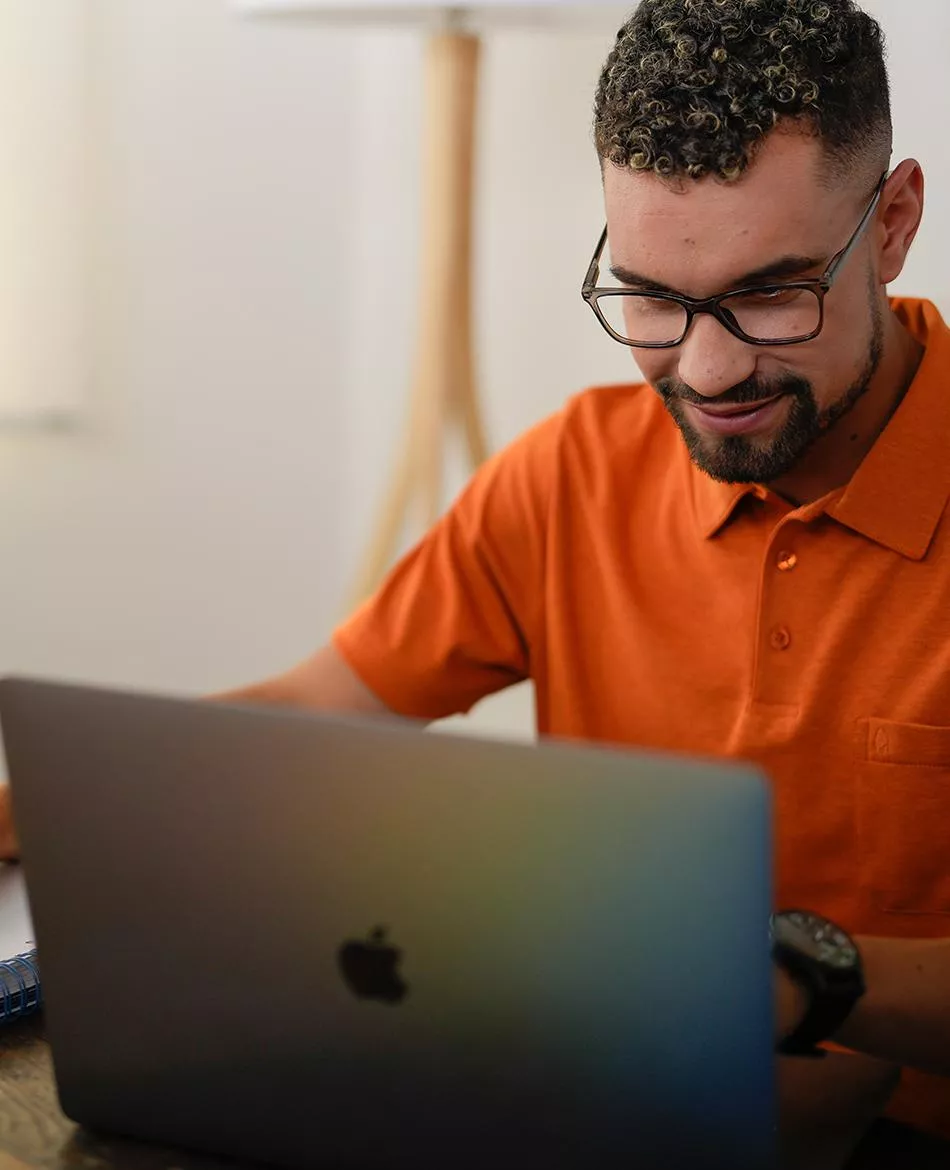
<box><xmin>349</xmin><ymin>29</ymin><xmax>487</xmax><ymax>608</ymax></box>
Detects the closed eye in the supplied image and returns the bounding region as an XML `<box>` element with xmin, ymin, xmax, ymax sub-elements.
<box><xmin>724</xmin><ymin>286</ymin><xmax>810</xmax><ymax>307</ymax></box>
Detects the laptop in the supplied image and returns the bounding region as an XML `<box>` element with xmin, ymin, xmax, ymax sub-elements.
<box><xmin>0</xmin><ymin>677</ymin><xmax>776</xmax><ymax>1169</ymax></box>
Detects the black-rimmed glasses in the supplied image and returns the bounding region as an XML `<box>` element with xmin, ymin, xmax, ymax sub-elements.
<box><xmin>581</xmin><ymin>172</ymin><xmax>887</xmax><ymax>349</ymax></box>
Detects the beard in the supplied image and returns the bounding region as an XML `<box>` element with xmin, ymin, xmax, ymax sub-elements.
<box><xmin>655</xmin><ymin>300</ymin><xmax>885</xmax><ymax>484</ymax></box>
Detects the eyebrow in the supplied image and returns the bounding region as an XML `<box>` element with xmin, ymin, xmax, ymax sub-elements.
<box><xmin>608</xmin><ymin>253</ymin><xmax>825</xmax><ymax>294</ymax></box>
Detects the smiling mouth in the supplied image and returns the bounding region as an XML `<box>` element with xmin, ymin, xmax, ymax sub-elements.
<box><xmin>689</xmin><ymin>393</ymin><xmax>785</xmax><ymax>418</ymax></box>
<box><xmin>683</xmin><ymin>393</ymin><xmax>789</xmax><ymax>439</ymax></box>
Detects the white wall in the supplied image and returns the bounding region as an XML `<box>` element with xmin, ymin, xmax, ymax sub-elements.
<box><xmin>0</xmin><ymin>0</ymin><xmax>946</xmax><ymax>740</ymax></box>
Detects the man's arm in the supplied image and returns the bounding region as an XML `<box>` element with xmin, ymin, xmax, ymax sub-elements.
<box><xmin>212</xmin><ymin>643</ymin><xmax>395</xmax><ymax>718</ymax></box>
<box><xmin>778</xmin><ymin>935</ymin><xmax>950</xmax><ymax>1077</ymax></box>
<box><xmin>0</xmin><ymin>644</ymin><xmax>398</xmax><ymax>862</ymax></box>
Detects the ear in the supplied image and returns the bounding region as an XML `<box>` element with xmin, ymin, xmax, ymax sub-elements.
<box><xmin>877</xmin><ymin>159</ymin><xmax>924</xmax><ymax>285</ymax></box>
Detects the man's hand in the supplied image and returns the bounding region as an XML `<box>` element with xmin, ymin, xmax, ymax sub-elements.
<box><xmin>773</xmin><ymin>956</ymin><xmax>901</xmax><ymax>1167</ymax></box>
<box><xmin>778</xmin><ymin>1052</ymin><xmax>901</xmax><ymax>1170</ymax></box>
<box><xmin>0</xmin><ymin>785</ymin><xmax>19</xmax><ymax>861</ymax></box>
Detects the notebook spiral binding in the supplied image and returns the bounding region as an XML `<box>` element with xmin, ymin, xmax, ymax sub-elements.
<box><xmin>0</xmin><ymin>950</ymin><xmax>41</xmax><ymax>1022</ymax></box>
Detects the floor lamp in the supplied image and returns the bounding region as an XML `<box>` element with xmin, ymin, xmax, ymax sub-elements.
<box><xmin>237</xmin><ymin>0</ymin><xmax>625</xmax><ymax>603</ymax></box>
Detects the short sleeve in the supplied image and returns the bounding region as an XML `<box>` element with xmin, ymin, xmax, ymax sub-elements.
<box><xmin>332</xmin><ymin>411</ymin><xmax>562</xmax><ymax>719</ymax></box>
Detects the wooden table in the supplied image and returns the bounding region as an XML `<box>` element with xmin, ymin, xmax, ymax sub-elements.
<box><xmin>1</xmin><ymin>1014</ymin><xmax>948</xmax><ymax>1170</ymax></box>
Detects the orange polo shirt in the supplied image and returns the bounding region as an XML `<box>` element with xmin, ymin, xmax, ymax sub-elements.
<box><xmin>335</xmin><ymin>297</ymin><xmax>950</xmax><ymax>1136</ymax></box>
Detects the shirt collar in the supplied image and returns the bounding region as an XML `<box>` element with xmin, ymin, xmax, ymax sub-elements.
<box><xmin>691</xmin><ymin>473</ymin><xmax>759</xmax><ymax>540</ymax></box>
<box><xmin>691</xmin><ymin>298</ymin><xmax>950</xmax><ymax>559</ymax></box>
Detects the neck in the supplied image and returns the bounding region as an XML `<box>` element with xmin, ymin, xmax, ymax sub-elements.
<box><xmin>770</xmin><ymin>307</ymin><xmax>924</xmax><ymax>507</ymax></box>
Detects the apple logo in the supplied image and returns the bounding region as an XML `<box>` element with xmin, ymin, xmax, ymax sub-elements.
<box><xmin>337</xmin><ymin>926</ymin><xmax>408</xmax><ymax>1004</ymax></box>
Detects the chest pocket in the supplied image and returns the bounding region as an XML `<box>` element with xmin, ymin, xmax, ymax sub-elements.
<box><xmin>857</xmin><ymin>718</ymin><xmax>950</xmax><ymax>915</ymax></box>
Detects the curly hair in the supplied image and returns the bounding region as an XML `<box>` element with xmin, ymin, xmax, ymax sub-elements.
<box><xmin>594</xmin><ymin>0</ymin><xmax>892</xmax><ymax>184</ymax></box>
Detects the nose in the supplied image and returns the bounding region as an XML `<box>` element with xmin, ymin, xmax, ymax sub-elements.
<box><xmin>675</xmin><ymin>312</ymin><xmax>758</xmax><ymax>399</ymax></box>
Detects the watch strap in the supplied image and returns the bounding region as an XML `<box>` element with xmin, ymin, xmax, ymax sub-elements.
<box><xmin>773</xmin><ymin>935</ymin><xmax>866</xmax><ymax>1058</ymax></box>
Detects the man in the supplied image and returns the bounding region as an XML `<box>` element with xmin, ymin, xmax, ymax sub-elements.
<box><xmin>3</xmin><ymin>0</ymin><xmax>950</xmax><ymax>1147</ymax></box>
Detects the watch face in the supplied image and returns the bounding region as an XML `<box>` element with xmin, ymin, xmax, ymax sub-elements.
<box><xmin>771</xmin><ymin>910</ymin><xmax>859</xmax><ymax>971</ymax></box>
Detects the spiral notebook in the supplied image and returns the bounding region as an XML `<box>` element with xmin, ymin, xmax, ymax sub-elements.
<box><xmin>0</xmin><ymin>864</ymin><xmax>40</xmax><ymax>1022</ymax></box>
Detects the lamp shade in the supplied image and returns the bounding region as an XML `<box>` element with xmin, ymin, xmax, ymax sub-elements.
<box><xmin>0</xmin><ymin>1</ymin><xmax>86</xmax><ymax>423</ymax></box>
<box><xmin>236</xmin><ymin>0</ymin><xmax>631</xmax><ymax>27</ymax></box>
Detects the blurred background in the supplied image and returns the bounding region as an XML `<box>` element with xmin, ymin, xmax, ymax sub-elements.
<box><xmin>0</xmin><ymin>0</ymin><xmax>947</xmax><ymax>742</ymax></box>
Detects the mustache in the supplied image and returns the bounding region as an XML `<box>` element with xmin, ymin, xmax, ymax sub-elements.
<box><xmin>656</xmin><ymin>374</ymin><xmax>813</xmax><ymax>408</ymax></box>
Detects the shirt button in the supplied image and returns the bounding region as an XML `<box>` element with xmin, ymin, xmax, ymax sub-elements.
<box><xmin>777</xmin><ymin>551</ymin><xmax>798</xmax><ymax>572</ymax></box>
<box><xmin>770</xmin><ymin>626</ymin><xmax>792</xmax><ymax>651</ymax></box>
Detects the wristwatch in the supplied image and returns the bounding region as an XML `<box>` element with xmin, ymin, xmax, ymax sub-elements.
<box><xmin>770</xmin><ymin>909</ymin><xmax>866</xmax><ymax>1058</ymax></box>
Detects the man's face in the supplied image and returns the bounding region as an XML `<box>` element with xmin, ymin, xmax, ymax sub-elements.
<box><xmin>602</xmin><ymin>135</ymin><xmax>884</xmax><ymax>485</ymax></box>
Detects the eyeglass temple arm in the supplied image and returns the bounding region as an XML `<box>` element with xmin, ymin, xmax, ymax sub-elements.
<box><xmin>583</xmin><ymin>226</ymin><xmax>609</xmax><ymax>294</ymax></box>
<box><xmin>822</xmin><ymin>171</ymin><xmax>889</xmax><ymax>286</ymax></box>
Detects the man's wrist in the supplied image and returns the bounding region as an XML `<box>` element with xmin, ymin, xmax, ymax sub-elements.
<box><xmin>775</xmin><ymin>963</ymin><xmax>810</xmax><ymax>1044</ymax></box>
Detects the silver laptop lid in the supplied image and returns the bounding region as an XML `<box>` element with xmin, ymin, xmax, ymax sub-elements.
<box><xmin>0</xmin><ymin>678</ymin><xmax>776</xmax><ymax>1169</ymax></box>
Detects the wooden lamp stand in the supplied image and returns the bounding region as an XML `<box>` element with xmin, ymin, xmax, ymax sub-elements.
<box><xmin>351</xmin><ymin>26</ymin><xmax>489</xmax><ymax>604</ymax></box>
